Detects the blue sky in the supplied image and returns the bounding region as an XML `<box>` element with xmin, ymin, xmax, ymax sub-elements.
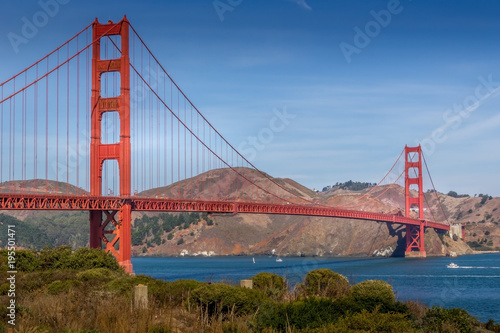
<box><xmin>1</xmin><ymin>0</ymin><xmax>500</xmax><ymax>196</ymax></box>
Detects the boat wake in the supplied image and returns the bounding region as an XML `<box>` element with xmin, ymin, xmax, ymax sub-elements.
<box><xmin>454</xmin><ymin>266</ymin><xmax>500</xmax><ymax>269</ymax></box>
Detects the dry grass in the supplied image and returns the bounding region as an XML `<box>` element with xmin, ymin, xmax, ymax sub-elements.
<box><xmin>13</xmin><ymin>281</ymin><xmax>258</xmax><ymax>333</ymax></box>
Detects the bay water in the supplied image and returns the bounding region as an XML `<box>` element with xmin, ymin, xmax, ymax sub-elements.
<box><xmin>132</xmin><ymin>252</ymin><xmax>500</xmax><ymax>323</ymax></box>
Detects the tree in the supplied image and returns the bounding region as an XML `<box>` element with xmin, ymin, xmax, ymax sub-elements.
<box><xmin>447</xmin><ymin>191</ymin><xmax>458</xmax><ymax>198</ymax></box>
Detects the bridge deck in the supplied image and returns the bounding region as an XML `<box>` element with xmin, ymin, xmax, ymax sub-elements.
<box><xmin>0</xmin><ymin>194</ymin><xmax>449</xmax><ymax>231</ymax></box>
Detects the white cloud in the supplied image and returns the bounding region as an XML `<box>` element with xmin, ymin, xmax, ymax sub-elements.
<box><xmin>286</xmin><ymin>0</ymin><xmax>312</xmax><ymax>11</ymax></box>
<box><xmin>451</xmin><ymin>112</ymin><xmax>500</xmax><ymax>140</ymax></box>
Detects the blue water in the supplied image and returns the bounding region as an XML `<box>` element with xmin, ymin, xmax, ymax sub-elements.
<box><xmin>132</xmin><ymin>253</ymin><xmax>500</xmax><ymax>323</ymax></box>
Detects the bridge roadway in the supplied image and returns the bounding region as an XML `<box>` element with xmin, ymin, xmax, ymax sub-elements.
<box><xmin>0</xmin><ymin>194</ymin><xmax>449</xmax><ymax>231</ymax></box>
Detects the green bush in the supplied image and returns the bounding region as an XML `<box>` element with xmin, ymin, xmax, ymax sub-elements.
<box><xmin>47</xmin><ymin>280</ymin><xmax>79</xmax><ymax>295</ymax></box>
<box><xmin>162</xmin><ymin>279</ymin><xmax>203</xmax><ymax>306</ymax></box>
<box><xmin>0</xmin><ymin>249</ymin><xmax>41</xmax><ymax>271</ymax></box>
<box><xmin>325</xmin><ymin>309</ymin><xmax>414</xmax><ymax>332</ymax></box>
<box><xmin>350</xmin><ymin>279</ymin><xmax>395</xmax><ymax>304</ymax></box>
<box><xmin>6</xmin><ymin>246</ymin><xmax>121</xmax><ymax>272</ymax></box>
<box><xmin>0</xmin><ymin>283</ymin><xmax>10</xmax><ymax>295</ymax></box>
<box><xmin>68</xmin><ymin>247</ymin><xmax>121</xmax><ymax>271</ymax></box>
<box><xmin>255</xmin><ymin>297</ymin><xmax>344</xmax><ymax>330</ymax></box>
<box><xmin>423</xmin><ymin>307</ymin><xmax>479</xmax><ymax>333</ymax></box>
<box><xmin>17</xmin><ymin>270</ymin><xmax>79</xmax><ymax>293</ymax></box>
<box><xmin>484</xmin><ymin>319</ymin><xmax>500</xmax><ymax>332</ymax></box>
<box><xmin>190</xmin><ymin>283</ymin><xmax>264</xmax><ymax>316</ymax></box>
<box><xmin>77</xmin><ymin>268</ymin><xmax>116</xmax><ymax>282</ymax></box>
<box><xmin>299</xmin><ymin>268</ymin><xmax>349</xmax><ymax>298</ymax></box>
<box><xmin>39</xmin><ymin>246</ymin><xmax>73</xmax><ymax>270</ymax></box>
<box><xmin>106</xmin><ymin>274</ymin><xmax>158</xmax><ymax>296</ymax></box>
<box><xmin>255</xmin><ymin>294</ymin><xmax>412</xmax><ymax>331</ymax></box>
<box><xmin>250</xmin><ymin>272</ymin><xmax>287</xmax><ymax>300</ymax></box>
<box><xmin>13</xmin><ymin>249</ymin><xmax>40</xmax><ymax>272</ymax></box>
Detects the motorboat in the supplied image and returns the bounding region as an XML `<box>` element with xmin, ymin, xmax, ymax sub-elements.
<box><xmin>276</xmin><ymin>256</ymin><xmax>283</xmax><ymax>262</ymax></box>
<box><xmin>447</xmin><ymin>263</ymin><xmax>459</xmax><ymax>268</ymax></box>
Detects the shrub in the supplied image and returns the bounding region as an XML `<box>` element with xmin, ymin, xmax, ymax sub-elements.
<box><xmin>177</xmin><ymin>238</ymin><xmax>184</xmax><ymax>245</ymax></box>
<box><xmin>255</xmin><ymin>296</ymin><xmax>347</xmax><ymax>330</ymax></box>
<box><xmin>484</xmin><ymin>319</ymin><xmax>500</xmax><ymax>332</ymax></box>
<box><xmin>350</xmin><ymin>280</ymin><xmax>395</xmax><ymax>304</ymax></box>
<box><xmin>47</xmin><ymin>280</ymin><xmax>79</xmax><ymax>295</ymax></box>
<box><xmin>163</xmin><ymin>279</ymin><xmax>203</xmax><ymax>306</ymax></box>
<box><xmin>77</xmin><ymin>268</ymin><xmax>116</xmax><ymax>282</ymax></box>
<box><xmin>68</xmin><ymin>248</ymin><xmax>120</xmax><ymax>271</ymax></box>
<box><xmin>190</xmin><ymin>283</ymin><xmax>264</xmax><ymax>316</ymax></box>
<box><xmin>423</xmin><ymin>307</ymin><xmax>479</xmax><ymax>333</ymax></box>
<box><xmin>12</xmin><ymin>249</ymin><xmax>40</xmax><ymax>272</ymax></box>
<box><xmin>0</xmin><ymin>283</ymin><xmax>10</xmax><ymax>295</ymax></box>
<box><xmin>39</xmin><ymin>246</ymin><xmax>73</xmax><ymax>270</ymax></box>
<box><xmin>250</xmin><ymin>272</ymin><xmax>287</xmax><ymax>300</ymax></box>
<box><xmin>332</xmin><ymin>309</ymin><xmax>414</xmax><ymax>332</ymax></box>
<box><xmin>299</xmin><ymin>268</ymin><xmax>349</xmax><ymax>299</ymax></box>
<box><xmin>106</xmin><ymin>274</ymin><xmax>157</xmax><ymax>296</ymax></box>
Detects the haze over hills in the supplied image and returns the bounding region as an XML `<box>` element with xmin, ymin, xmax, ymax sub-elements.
<box><xmin>0</xmin><ymin>169</ymin><xmax>499</xmax><ymax>257</ymax></box>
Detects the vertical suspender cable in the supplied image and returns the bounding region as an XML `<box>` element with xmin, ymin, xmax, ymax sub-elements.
<box><xmin>177</xmin><ymin>90</ymin><xmax>181</xmax><ymax>198</ymax></box>
<box><xmin>76</xmin><ymin>36</ymin><xmax>80</xmax><ymax>194</ymax></box>
<box><xmin>0</xmin><ymin>85</ymin><xmax>3</xmax><ymax>183</ymax></box>
<box><xmin>184</xmin><ymin>97</ymin><xmax>187</xmax><ymax>199</ymax></box>
<box><xmin>22</xmin><ymin>73</ymin><xmax>26</xmax><ymax>191</ymax></box>
<box><xmin>34</xmin><ymin>63</ymin><xmax>38</xmax><ymax>191</ymax></box>
<box><xmin>164</xmin><ymin>68</ymin><xmax>167</xmax><ymax>195</ymax></box>
<box><xmin>171</xmin><ymin>81</ymin><xmax>173</xmax><ymax>192</ymax></box>
<box><xmin>86</xmin><ymin>28</ymin><xmax>90</xmax><ymax>193</ymax></box>
<box><xmin>45</xmin><ymin>59</ymin><xmax>49</xmax><ymax>193</ymax></box>
<box><xmin>67</xmin><ymin>43</ymin><xmax>70</xmax><ymax>194</ymax></box>
<box><xmin>156</xmin><ymin>63</ymin><xmax>160</xmax><ymax>196</ymax></box>
<box><xmin>56</xmin><ymin>50</ymin><xmax>60</xmax><ymax>186</ymax></box>
<box><xmin>11</xmin><ymin>79</ymin><xmax>15</xmax><ymax>190</ymax></box>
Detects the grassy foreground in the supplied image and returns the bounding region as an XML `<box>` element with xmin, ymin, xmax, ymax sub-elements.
<box><xmin>1</xmin><ymin>247</ymin><xmax>500</xmax><ymax>333</ymax></box>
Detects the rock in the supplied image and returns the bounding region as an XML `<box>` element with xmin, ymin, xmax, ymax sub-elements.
<box><xmin>373</xmin><ymin>246</ymin><xmax>394</xmax><ymax>257</ymax></box>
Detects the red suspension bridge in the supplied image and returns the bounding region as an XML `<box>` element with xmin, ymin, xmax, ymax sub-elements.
<box><xmin>0</xmin><ymin>17</ymin><xmax>451</xmax><ymax>273</ymax></box>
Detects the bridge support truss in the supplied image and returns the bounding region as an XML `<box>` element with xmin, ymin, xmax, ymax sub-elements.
<box><xmin>404</xmin><ymin>145</ymin><xmax>426</xmax><ymax>258</ymax></box>
<box><xmin>89</xmin><ymin>17</ymin><xmax>133</xmax><ymax>273</ymax></box>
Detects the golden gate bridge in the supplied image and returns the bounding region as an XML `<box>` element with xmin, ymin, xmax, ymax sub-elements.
<box><xmin>0</xmin><ymin>17</ymin><xmax>451</xmax><ymax>273</ymax></box>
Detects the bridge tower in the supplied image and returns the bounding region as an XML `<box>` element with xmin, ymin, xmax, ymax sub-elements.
<box><xmin>89</xmin><ymin>17</ymin><xmax>133</xmax><ymax>273</ymax></box>
<box><xmin>404</xmin><ymin>145</ymin><xmax>426</xmax><ymax>257</ymax></box>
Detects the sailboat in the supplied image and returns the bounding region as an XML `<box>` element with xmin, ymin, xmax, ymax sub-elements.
<box><xmin>252</xmin><ymin>257</ymin><xmax>255</xmax><ymax>264</ymax></box>
<box><xmin>276</xmin><ymin>256</ymin><xmax>283</xmax><ymax>262</ymax></box>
